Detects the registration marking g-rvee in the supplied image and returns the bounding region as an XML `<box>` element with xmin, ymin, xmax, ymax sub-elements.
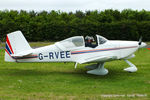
<box><xmin>39</xmin><ymin>51</ymin><xmax>71</xmax><ymax>60</ymax></box>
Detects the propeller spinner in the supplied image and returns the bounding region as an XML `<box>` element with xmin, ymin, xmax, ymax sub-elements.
<box><xmin>138</xmin><ymin>36</ymin><xmax>147</xmax><ymax>48</ymax></box>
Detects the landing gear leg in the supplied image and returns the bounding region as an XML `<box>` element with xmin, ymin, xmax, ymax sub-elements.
<box><xmin>87</xmin><ymin>62</ymin><xmax>108</xmax><ymax>75</ymax></box>
<box><xmin>124</xmin><ymin>59</ymin><xmax>137</xmax><ymax>72</ymax></box>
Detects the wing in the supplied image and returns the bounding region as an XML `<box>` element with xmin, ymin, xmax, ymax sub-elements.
<box><xmin>76</xmin><ymin>55</ymin><xmax>117</xmax><ymax>64</ymax></box>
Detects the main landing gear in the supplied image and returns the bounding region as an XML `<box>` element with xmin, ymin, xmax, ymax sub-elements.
<box><xmin>123</xmin><ymin>59</ymin><xmax>137</xmax><ymax>72</ymax></box>
<box><xmin>85</xmin><ymin>59</ymin><xmax>137</xmax><ymax>75</ymax></box>
<box><xmin>85</xmin><ymin>62</ymin><xmax>108</xmax><ymax>75</ymax></box>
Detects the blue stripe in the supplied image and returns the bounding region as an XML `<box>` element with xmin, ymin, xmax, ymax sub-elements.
<box><xmin>6</xmin><ymin>43</ymin><xmax>12</xmax><ymax>54</ymax></box>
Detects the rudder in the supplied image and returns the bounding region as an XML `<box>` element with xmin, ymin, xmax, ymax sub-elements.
<box><xmin>5</xmin><ymin>31</ymin><xmax>32</xmax><ymax>62</ymax></box>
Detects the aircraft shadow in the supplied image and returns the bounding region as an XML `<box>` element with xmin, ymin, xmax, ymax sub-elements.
<box><xmin>0</xmin><ymin>68</ymin><xmax>139</xmax><ymax>80</ymax></box>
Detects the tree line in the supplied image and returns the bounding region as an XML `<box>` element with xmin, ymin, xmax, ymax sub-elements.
<box><xmin>0</xmin><ymin>9</ymin><xmax>150</xmax><ymax>42</ymax></box>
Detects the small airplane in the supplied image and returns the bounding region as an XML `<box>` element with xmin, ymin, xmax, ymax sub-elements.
<box><xmin>5</xmin><ymin>31</ymin><xmax>147</xmax><ymax>75</ymax></box>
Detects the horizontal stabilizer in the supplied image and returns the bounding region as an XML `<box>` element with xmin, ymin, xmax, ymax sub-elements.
<box><xmin>11</xmin><ymin>49</ymin><xmax>33</xmax><ymax>57</ymax></box>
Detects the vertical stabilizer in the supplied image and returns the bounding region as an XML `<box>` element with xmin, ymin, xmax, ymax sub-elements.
<box><xmin>5</xmin><ymin>31</ymin><xmax>32</xmax><ymax>62</ymax></box>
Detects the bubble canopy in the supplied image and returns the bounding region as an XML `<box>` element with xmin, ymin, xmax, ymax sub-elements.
<box><xmin>55</xmin><ymin>35</ymin><xmax>108</xmax><ymax>50</ymax></box>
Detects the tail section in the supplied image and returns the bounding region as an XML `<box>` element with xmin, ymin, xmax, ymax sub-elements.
<box><xmin>5</xmin><ymin>31</ymin><xmax>32</xmax><ymax>62</ymax></box>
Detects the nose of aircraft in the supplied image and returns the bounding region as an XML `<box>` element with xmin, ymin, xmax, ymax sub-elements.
<box><xmin>139</xmin><ymin>42</ymin><xmax>147</xmax><ymax>48</ymax></box>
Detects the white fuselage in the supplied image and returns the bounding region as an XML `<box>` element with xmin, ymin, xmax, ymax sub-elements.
<box><xmin>15</xmin><ymin>40</ymin><xmax>139</xmax><ymax>63</ymax></box>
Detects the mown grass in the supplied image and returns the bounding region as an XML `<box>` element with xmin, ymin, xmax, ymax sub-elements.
<box><xmin>0</xmin><ymin>47</ymin><xmax>150</xmax><ymax>100</ymax></box>
<box><xmin>0</xmin><ymin>42</ymin><xmax>54</xmax><ymax>48</ymax></box>
<box><xmin>146</xmin><ymin>42</ymin><xmax>150</xmax><ymax>46</ymax></box>
<box><xmin>29</xmin><ymin>42</ymin><xmax>54</xmax><ymax>47</ymax></box>
<box><xmin>1</xmin><ymin>41</ymin><xmax>150</xmax><ymax>48</ymax></box>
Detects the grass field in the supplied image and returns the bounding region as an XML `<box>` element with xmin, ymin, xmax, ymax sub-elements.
<box><xmin>0</xmin><ymin>46</ymin><xmax>150</xmax><ymax>100</ymax></box>
<box><xmin>0</xmin><ymin>42</ymin><xmax>54</xmax><ymax>48</ymax></box>
<box><xmin>0</xmin><ymin>41</ymin><xmax>150</xmax><ymax>48</ymax></box>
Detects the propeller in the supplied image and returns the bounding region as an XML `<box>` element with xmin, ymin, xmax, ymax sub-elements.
<box><xmin>138</xmin><ymin>36</ymin><xmax>147</xmax><ymax>49</ymax></box>
<box><xmin>138</xmin><ymin>36</ymin><xmax>142</xmax><ymax>45</ymax></box>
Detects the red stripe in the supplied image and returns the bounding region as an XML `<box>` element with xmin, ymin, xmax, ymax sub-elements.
<box><xmin>71</xmin><ymin>46</ymin><xmax>137</xmax><ymax>53</ymax></box>
<box><xmin>147</xmin><ymin>48</ymin><xmax>150</xmax><ymax>50</ymax></box>
<box><xmin>6</xmin><ymin>35</ymin><xmax>14</xmax><ymax>54</ymax></box>
<box><xmin>30</xmin><ymin>55</ymin><xmax>38</xmax><ymax>56</ymax></box>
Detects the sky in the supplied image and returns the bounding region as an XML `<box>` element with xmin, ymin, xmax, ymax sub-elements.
<box><xmin>0</xmin><ymin>0</ymin><xmax>150</xmax><ymax>12</ymax></box>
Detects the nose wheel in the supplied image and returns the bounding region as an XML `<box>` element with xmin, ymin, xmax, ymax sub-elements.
<box><xmin>124</xmin><ymin>59</ymin><xmax>137</xmax><ymax>72</ymax></box>
<box><xmin>87</xmin><ymin>62</ymin><xmax>108</xmax><ymax>75</ymax></box>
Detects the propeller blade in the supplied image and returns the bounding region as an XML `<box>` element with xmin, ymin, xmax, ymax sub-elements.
<box><xmin>138</xmin><ymin>36</ymin><xmax>142</xmax><ymax>45</ymax></box>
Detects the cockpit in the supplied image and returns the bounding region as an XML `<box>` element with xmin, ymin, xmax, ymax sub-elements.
<box><xmin>55</xmin><ymin>35</ymin><xmax>108</xmax><ymax>50</ymax></box>
<box><xmin>85</xmin><ymin>35</ymin><xmax>107</xmax><ymax>48</ymax></box>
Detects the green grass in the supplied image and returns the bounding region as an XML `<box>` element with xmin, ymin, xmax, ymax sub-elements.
<box><xmin>146</xmin><ymin>42</ymin><xmax>150</xmax><ymax>46</ymax></box>
<box><xmin>0</xmin><ymin>42</ymin><xmax>53</xmax><ymax>48</ymax></box>
<box><xmin>0</xmin><ymin>48</ymin><xmax>150</xmax><ymax>100</ymax></box>
<box><xmin>1</xmin><ymin>41</ymin><xmax>150</xmax><ymax>48</ymax></box>
<box><xmin>29</xmin><ymin>42</ymin><xmax>54</xmax><ymax>47</ymax></box>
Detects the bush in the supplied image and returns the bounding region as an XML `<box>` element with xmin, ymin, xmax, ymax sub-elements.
<box><xmin>0</xmin><ymin>9</ymin><xmax>150</xmax><ymax>42</ymax></box>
